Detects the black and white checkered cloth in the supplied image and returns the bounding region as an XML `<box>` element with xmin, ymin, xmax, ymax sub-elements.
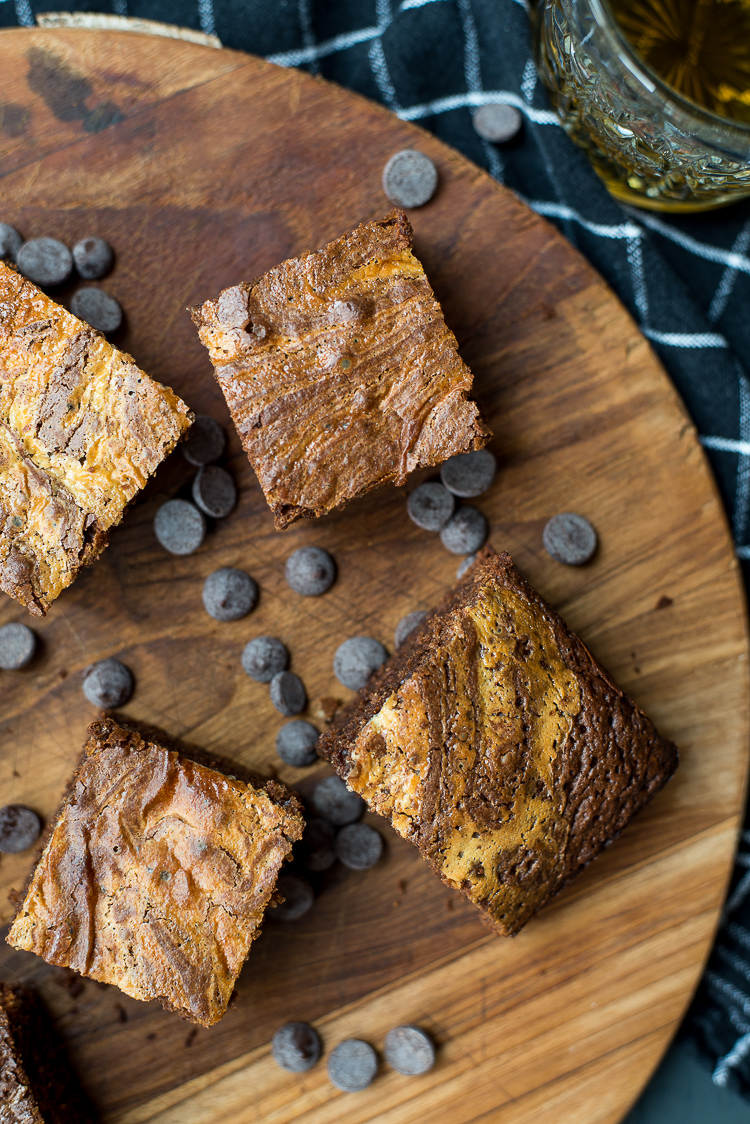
<box><xmin>4</xmin><ymin>0</ymin><xmax>750</xmax><ymax>1098</ymax></box>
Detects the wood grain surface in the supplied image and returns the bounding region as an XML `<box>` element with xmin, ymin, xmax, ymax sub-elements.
<box><xmin>0</xmin><ymin>27</ymin><xmax>747</xmax><ymax>1124</ymax></box>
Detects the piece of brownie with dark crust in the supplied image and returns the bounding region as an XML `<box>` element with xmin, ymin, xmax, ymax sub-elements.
<box><xmin>319</xmin><ymin>546</ymin><xmax>678</xmax><ymax>936</ymax></box>
<box><xmin>190</xmin><ymin>209</ymin><xmax>490</xmax><ymax>529</ymax></box>
<box><xmin>7</xmin><ymin>718</ymin><xmax>304</xmax><ymax>1027</ymax></box>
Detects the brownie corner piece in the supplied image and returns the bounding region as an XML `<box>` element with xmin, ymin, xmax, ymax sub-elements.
<box><xmin>319</xmin><ymin>546</ymin><xmax>678</xmax><ymax>936</ymax></box>
<box><xmin>190</xmin><ymin>208</ymin><xmax>490</xmax><ymax>529</ymax></box>
<box><xmin>7</xmin><ymin>718</ymin><xmax>304</xmax><ymax>1027</ymax></box>
<box><xmin>0</xmin><ymin>262</ymin><xmax>193</xmax><ymax>615</ymax></box>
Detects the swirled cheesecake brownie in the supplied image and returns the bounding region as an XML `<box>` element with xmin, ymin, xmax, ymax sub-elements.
<box><xmin>190</xmin><ymin>209</ymin><xmax>489</xmax><ymax>529</ymax></box>
<box><xmin>0</xmin><ymin>263</ymin><xmax>192</xmax><ymax>615</ymax></box>
<box><xmin>320</xmin><ymin>547</ymin><xmax>678</xmax><ymax>935</ymax></box>
<box><xmin>7</xmin><ymin>719</ymin><xmax>304</xmax><ymax>1027</ymax></box>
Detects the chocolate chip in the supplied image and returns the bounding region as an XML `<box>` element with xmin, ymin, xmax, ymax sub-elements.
<box><xmin>439</xmin><ymin>506</ymin><xmax>488</xmax><ymax>555</ymax></box>
<box><xmin>327</xmin><ymin>1039</ymin><xmax>378</xmax><ymax>1092</ymax></box>
<box><xmin>70</xmin><ymin>288</ymin><xmax>123</xmax><ymax>334</ymax></box>
<box><xmin>82</xmin><ymin>657</ymin><xmax>134</xmax><ymax>708</ymax></box>
<box><xmin>17</xmin><ymin>238</ymin><xmax>72</xmax><ymax>286</ymax></box>
<box><xmin>395</xmin><ymin>611</ymin><xmax>427</xmax><ymax>649</ymax></box>
<box><xmin>407</xmin><ymin>482</ymin><xmax>455</xmax><ymax>532</ymax></box>
<box><xmin>192</xmin><ymin>465</ymin><xmax>237</xmax><ymax>519</ymax></box>
<box><xmin>0</xmin><ymin>805</ymin><xmax>42</xmax><ymax>854</ymax></box>
<box><xmin>543</xmin><ymin>513</ymin><xmax>598</xmax><ymax>566</ymax></box>
<box><xmin>203</xmin><ymin>568</ymin><xmax>257</xmax><ymax>621</ymax></box>
<box><xmin>285</xmin><ymin>546</ymin><xmax>336</xmax><ymax>596</ymax></box>
<box><xmin>472</xmin><ymin>103</ymin><xmax>523</xmax><ymax>143</ymax></box>
<box><xmin>457</xmin><ymin>553</ymin><xmax>477</xmax><ymax>579</ymax></box>
<box><xmin>440</xmin><ymin>449</ymin><xmax>497</xmax><ymax>498</ymax></box>
<box><xmin>276</xmin><ymin>720</ymin><xmax>319</xmax><ymax>767</ymax></box>
<box><xmin>384</xmin><ymin>1026</ymin><xmax>436</xmax><ymax>1075</ymax></box>
<box><xmin>72</xmin><ymin>236</ymin><xmax>114</xmax><ymax>280</ymax></box>
<box><xmin>312</xmin><ymin>775</ymin><xmax>365</xmax><ymax>826</ymax></box>
<box><xmin>334</xmin><ymin>636</ymin><xmax>388</xmax><ymax>691</ymax></box>
<box><xmin>154</xmin><ymin>499</ymin><xmax>206</xmax><ymax>555</ymax></box>
<box><xmin>270</xmin><ymin>671</ymin><xmax>307</xmax><ymax>716</ymax></box>
<box><xmin>242</xmin><ymin>636</ymin><xmax>288</xmax><ymax>682</ymax></box>
<box><xmin>272</xmin><ymin>1022</ymin><xmax>322</xmax><ymax>1072</ymax></box>
<box><xmin>335</xmin><ymin>823</ymin><xmax>383</xmax><ymax>870</ymax></box>
<box><xmin>273</xmin><ymin>874</ymin><xmax>314</xmax><ymax>921</ymax></box>
<box><xmin>182</xmin><ymin>415</ymin><xmax>226</xmax><ymax>467</ymax></box>
<box><xmin>0</xmin><ymin>224</ymin><xmax>22</xmax><ymax>263</ymax></box>
<box><xmin>0</xmin><ymin>623</ymin><xmax>36</xmax><ymax>669</ymax></box>
<box><xmin>382</xmin><ymin>149</ymin><xmax>438</xmax><ymax>208</ymax></box>
<box><xmin>301</xmin><ymin>817</ymin><xmax>337</xmax><ymax>872</ymax></box>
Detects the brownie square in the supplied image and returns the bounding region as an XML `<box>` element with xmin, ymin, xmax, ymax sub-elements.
<box><xmin>190</xmin><ymin>209</ymin><xmax>489</xmax><ymax>529</ymax></box>
<box><xmin>7</xmin><ymin>719</ymin><xmax>304</xmax><ymax>1026</ymax></box>
<box><xmin>319</xmin><ymin>547</ymin><xmax>678</xmax><ymax>935</ymax></box>
<box><xmin>0</xmin><ymin>263</ymin><xmax>193</xmax><ymax>615</ymax></box>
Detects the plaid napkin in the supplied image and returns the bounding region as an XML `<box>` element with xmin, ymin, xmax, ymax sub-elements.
<box><xmin>4</xmin><ymin>0</ymin><xmax>750</xmax><ymax>1098</ymax></box>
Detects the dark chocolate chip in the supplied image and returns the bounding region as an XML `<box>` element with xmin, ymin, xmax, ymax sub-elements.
<box><xmin>72</xmin><ymin>236</ymin><xmax>114</xmax><ymax>280</ymax></box>
<box><xmin>182</xmin><ymin>415</ymin><xmax>226</xmax><ymax>467</ymax></box>
<box><xmin>154</xmin><ymin>499</ymin><xmax>206</xmax><ymax>555</ymax></box>
<box><xmin>335</xmin><ymin>823</ymin><xmax>383</xmax><ymax>870</ymax></box>
<box><xmin>192</xmin><ymin>465</ymin><xmax>237</xmax><ymax>519</ymax></box>
<box><xmin>285</xmin><ymin>546</ymin><xmax>336</xmax><ymax>596</ymax></box>
<box><xmin>0</xmin><ymin>224</ymin><xmax>22</xmax><ymax>263</ymax></box>
<box><xmin>439</xmin><ymin>506</ymin><xmax>488</xmax><ymax>555</ymax></box>
<box><xmin>0</xmin><ymin>804</ymin><xmax>42</xmax><ymax>854</ymax></box>
<box><xmin>301</xmin><ymin>817</ymin><xmax>337</xmax><ymax>872</ymax></box>
<box><xmin>384</xmin><ymin>1025</ymin><xmax>436</xmax><ymax>1075</ymax></box>
<box><xmin>311</xmin><ymin>775</ymin><xmax>365</xmax><ymax>826</ymax></box>
<box><xmin>407</xmin><ymin>482</ymin><xmax>455</xmax><ymax>532</ymax></box>
<box><xmin>333</xmin><ymin>636</ymin><xmax>388</xmax><ymax>691</ymax></box>
<box><xmin>382</xmin><ymin>149</ymin><xmax>438</xmax><ymax>208</ymax></box>
<box><xmin>395</xmin><ymin>611</ymin><xmax>427</xmax><ymax>649</ymax></box>
<box><xmin>276</xmin><ymin>719</ymin><xmax>319</xmax><ymax>767</ymax></box>
<box><xmin>440</xmin><ymin>449</ymin><xmax>497</xmax><ymax>498</ymax></box>
<box><xmin>82</xmin><ymin>657</ymin><xmax>134</xmax><ymax>708</ymax></box>
<box><xmin>543</xmin><ymin>513</ymin><xmax>598</xmax><ymax>566</ymax></box>
<box><xmin>472</xmin><ymin>103</ymin><xmax>523</xmax><ymax>143</ymax></box>
<box><xmin>70</xmin><ymin>288</ymin><xmax>122</xmax><ymax>334</ymax></box>
<box><xmin>17</xmin><ymin>237</ymin><xmax>72</xmax><ymax>286</ymax></box>
<box><xmin>273</xmin><ymin>874</ymin><xmax>314</xmax><ymax>921</ymax></box>
<box><xmin>0</xmin><ymin>622</ymin><xmax>36</xmax><ymax>669</ymax></box>
<box><xmin>457</xmin><ymin>553</ymin><xmax>478</xmax><ymax>579</ymax></box>
<box><xmin>327</xmin><ymin>1039</ymin><xmax>378</xmax><ymax>1092</ymax></box>
<box><xmin>270</xmin><ymin>671</ymin><xmax>307</xmax><ymax>716</ymax></box>
<box><xmin>272</xmin><ymin>1022</ymin><xmax>322</xmax><ymax>1072</ymax></box>
<box><xmin>203</xmin><ymin>568</ymin><xmax>257</xmax><ymax>621</ymax></box>
<box><xmin>242</xmin><ymin>636</ymin><xmax>288</xmax><ymax>682</ymax></box>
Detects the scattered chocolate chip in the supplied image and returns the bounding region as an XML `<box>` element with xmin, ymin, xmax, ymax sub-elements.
<box><xmin>301</xmin><ymin>817</ymin><xmax>337</xmax><ymax>872</ymax></box>
<box><xmin>439</xmin><ymin>506</ymin><xmax>488</xmax><ymax>555</ymax></box>
<box><xmin>70</xmin><ymin>287</ymin><xmax>123</xmax><ymax>334</ymax></box>
<box><xmin>472</xmin><ymin>103</ymin><xmax>523</xmax><ymax>143</ymax></box>
<box><xmin>273</xmin><ymin>874</ymin><xmax>314</xmax><ymax>921</ymax></box>
<box><xmin>440</xmin><ymin>449</ymin><xmax>497</xmax><ymax>498</ymax></box>
<box><xmin>0</xmin><ymin>224</ymin><xmax>22</xmax><ymax>263</ymax></box>
<box><xmin>655</xmin><ymin>595</ymin><xmax>674</xmax><ymax>610</ymax></box>
<box><xmin>270</xmin><ymin>671</ymin><xmax>307</xmax><ymax>716</ymax></box>
<box><xmin>457</xmin><ymin>553</ymin><xmax>477</xmax><ymax>579</ymax></box>
<box><xmin>0</xmin><ymin>804</ymin><xmax>42</xmax><ymax>854</ymax></box>
<box><xmin>203</xmin><ymin>567</ymin><xmax>257</xmax><ymax>621</ymax></box>
<box><xmin>272</xmin><ymin>1021</ymin><xmax>322</xmax><ymax>1072</ymax></box>
<box><xmin>154</xmin><ymin>499</ymin><xmax>206</xmax><ymax>555</ymax></box>
<box><xmin>242</xmin><ymin>636</ymin><xmax>288</xmax><ymax>682</ymax></box>
<box><xmin>327</xmin><ymin>1039</ymin><xmax>378</xmax><ymax>1092</ymax></box>
<box><xmin>334</xmin><ymin>636</ymin><xmax>388</xmax><ymax>690</ymax></box>
<box><xmin>284</xmin><ymin>546</ymin><xmax>336</xmax><ymax>596</ymax></box>
<box><xmin>182</xmin><ymin>415</ymin><xmax>226</xmax><ymax>467</ymax></box>
<box><xmin>72</xmin><ymin>236</ymin><xmax>114</xmax><ymax>280</ymax></box>
<box><xmin>335</xmin><ymin>823</ymin><xmax>383</xmax><ymax>870</ymax></box>
<box><xmin>276</xmin><ymin>720</ymin><xmax>319</xmax><ymax>767</ymax></box>
<box><xmin>191</xmin><ymin>465</ymin><xmax>237</xmax><ymax>518</ymax></box>
<box><xmin>82</xmin><ymin>657</ymin><xmax>134</xmax><ymax>708</ymax></box>
<box><xmin>543</xmin><ymin>513</ymin><xmax>597</xmax><ymax>566</ymax></box>
<box><xmin>384</xmin><ymin>1025</ymin><xmax>436</xmax><ymax>1075</ymax></box>
<box><xmin>407</xmin><ymin>482</ymin><xmax>455</xmax><ymax>532</ymax></box>
<box><xmin>17</xmin><ymin>237</ymin><xmax>72</xmax><ymax>286</ymax></box>
<box><xmin>395</xmin><ymin>611</ymin><xmax>427</xmax><ymax>649</ymax></box>
<box><xmin>382</xmin><ymin>149</ymin><xmax>438</xmax><ymax>208</ymax></box>
<box><xmin>0</xmin><ymin>622</ymin><xmax>36</xmax><ymax>669</ymax></box>
<box><xmin>312</xmin><ymin>775</ymin><xmax>365</xmax><ymax>826</ymax></box>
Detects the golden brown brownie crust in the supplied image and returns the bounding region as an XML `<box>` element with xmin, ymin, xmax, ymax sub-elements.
<box><xmin>0</xmin><ymin>264</ymin><xmax>192</xmax><ymax>615</ymax></box>
<box><xmin>0</xmin><ymin>986</ymin><xmax>44</xmax><ymax>1124</ymax></box>
<box><xmin>319</xmin><ymin>547</ymin><xmax>678</xmax><ymax>936</ymax></box>
<box><xmin>190</xmin><ymin>209</ymin><xmax>489</xmax><ymax>529</ymax></box>
<box><xmin>7</xmin><ymin>719</ymin><xmax>304</xmax><ymax>1027</ymax></box>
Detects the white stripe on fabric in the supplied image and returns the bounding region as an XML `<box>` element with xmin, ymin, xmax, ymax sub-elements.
<box><xmin>644</xmin><ymin>328</ymin><xmax>729</xmax><ymax>348</ymax></box>
<box><xmin>733</xmin><ymin>368</ymin><xmax>750</xmax><ymax>547</ymax></box>
<box><xmin>398</xmin><ymin>90</ymin><xmax>559</xmax><ymax>124</ymax></box>
<box><xmin>456</xmin><ymin>0</ymin><xmax>504</xmax><ymax>181</ymax></box>
<box><xmin>400</xmin><ymin>0</ymin><xmax>446</xmax><ymax>8</ymax></box>
<box><xmin>627</xmin><ymin>236</ymin><xmax>649</xmax><ymax>323</ymax></box>
<box><xmin>527</xmin><ymin>200</ymin><xmax>641</xmax><ymax>240</ymax></box>
<box><xmin>709</xmin><ymin>217</ymin><xmax>750</xmax><ymax>323</ymax></box>
<box><xmin>714</xmin><ymin>1030</ymin><xmax>750</xmax><ymax>1087</ymax></box>
<box><xmin>369</xmin><ymin>38</ymin><xmax>399</xmax><ymax>109</ymax></box>
<box><xmin>729</xmin><ymin>923</ymin><xmax>750</xmax><ymax>952</ymax></box>
<box><xmin>267</xmin><ymin>25</ymin><xmax>381</xmax><ymax>66</ymax></box>
<box><xmin>521</xmin><ymin>56</ymin><xmax>537</xmax><ymax>103</ymax></box>
<box><xmin>725</xmin><ymin>868</ymin><xmax>750</xmax><ymax>911</ymax></box>
<box><xmin>702</xmin><ymin>436</ymin><xmax>750</xmax><ymax>456</ymax></box>
<box><xmin>632</xmin><ymin>210</ymin><xmax>750</xmax><ymax>278</ymax></box>
<box><xmin>14</xmin><ymin>0</ymin><xmax>33</xmax><ymax>26</ymax></box>
<box><xmin>197</xmin><ymin>0</ymin><xmax>216</xmax><ymax>37</ymax></box>
<box><xmin>706</xmin><ymin>972</ymin><xmax>750</xmax><ymax>1018</ymax></box>
<box><xmin>737</xmin><ymin>546</ymin><xmax>750</xmax><ymax>560</ymax></box>
<box><xmin>297</xmin><ymin>0</ymin><xmax>317</xmax><ymax>71</ymax></box>
<box><xmin>717</xmin><ymin>944</ymin><xmax>750</xmax><ymax>983</ymax></box>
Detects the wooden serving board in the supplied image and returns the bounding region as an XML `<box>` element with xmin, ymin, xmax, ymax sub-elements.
<box><xmin>0</xmin><ymin>26</ymin><xmax>747</xmax><ymax>1124</ymax></box>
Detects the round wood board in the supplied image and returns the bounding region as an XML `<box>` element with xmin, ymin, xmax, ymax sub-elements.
<box><xmin>0</xmin><ymin>26</ymin><xmax>747</xmax><ymax>1124</ymax></box>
